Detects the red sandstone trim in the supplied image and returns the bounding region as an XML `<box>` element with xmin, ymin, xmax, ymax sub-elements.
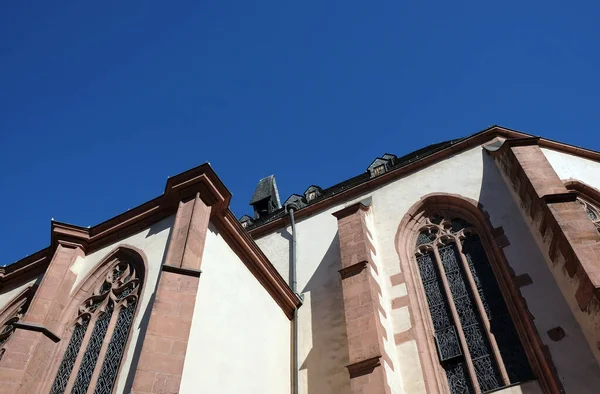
<box><xmin>333</xmin><ymin>204</ymin><xmax>393</xmax><ymax>394</ymax></box>
<box><xmin>131</xmin><ymin>197</ymin><xmax>210</xmax><ymax>394</ymax></box>
<box><xmin>394</xmin><ymin>193</ymin><xmax>563</xmax><ymax>394</ymax></box>
<box><xmin>390</xmin><ymin>273</ymin><xmax>404</xmax><ymax>286</ymax></box>
<box><xmin>214</xmin><ymin>210</ymin><xmax>300</xmax><ymax>319</ymax></box>
<box><xmin>2</xmin><ymin>163</ymin><xmax>298</xmax><ymax>320</ymax></box>
<box><xmin>331</xmin><ymin>202</ymin><xmax>370</xmax><ymax>220</ymax></box>
<box><xmin>489</xmin><ymin>143</ymin><xmax>600</xmax><ymax>310</ymax></box>
<box><xmin>339</xmin><ymin>261</ymin><xmax>369</xmax><ymax>279</ymax></box>
<box><xmin>11</xmin><ymin>322</ymin><xmax>59</xmax><ymax>343</ymax></box>
<box><xmin>249</xmin><ymin>126</ymin><xmax>600</xmax><ymax>239</ymax></box>
<box><xmin>161</xmin><ymin>264</ymin><xmax>201</xmax><ymax>277</ymax></box>
<box><xmin>33</xmin><ymin>245</ymin><xmax>148</xmax><ymax>394</ymax></box>
<box><xmin>563</xmin><ymin>179</ymin><xmax>600</xmax><ymax>207</ymax></box>
<box><xmin>346</xmin><ymin>356</ymin><xmax>382</xmax><ymax>378</ymax></box>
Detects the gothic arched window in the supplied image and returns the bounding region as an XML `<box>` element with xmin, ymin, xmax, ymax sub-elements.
<box><xmin>50</xmin><ymin>257</ymin><xmax>142</xmax><ymax>394</ymax></box>
<box><xmin>577</xmin><ymin>197</ymin><xmax>600</xmax><ymax>232</ymax></box>
<box><xmin>414</xmin><ymin>215</ymin><xmax>534</xmax><ymax>394</ymax></box>
<box><xmin>0</xmin><ymin>285</ymin><xmax>35</xmax><ymax>360</ymax></box>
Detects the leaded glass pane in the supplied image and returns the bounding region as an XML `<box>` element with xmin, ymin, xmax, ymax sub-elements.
<box><xmin>424</xmin><ymin>280</ymin><xmax>446</xmax><ymax>309</ymax></box>
<box><xmin>462</xmin><ymin>235</ymin><xmax>535</xmax><ymax>384</ymax></box>
<box><xmin>473</xmin><ymin>355</ymin><xmax>502</xmax><ymax>392</ymax></box>
<box><xmin>587</xmin><ymin>206</ymin><xmax>597</xmax><ymax>221</ymax></box>
<box><xmin>117</xmin><ymin>285</ymin><xmax>135</xmax><ymax>300</ymax></box>
<box><xmin>430</xmin><ymin>216</ymin><xmax>443</xmax><ymax>225</ymax></box>
<box><xmin>429</xmin><ymin>303</ymin><xmax>452</xmax><ymax>332</ymax></box>
<box><xmin>417</xmin><ymin>253</ymin><xmax>437</xmax><ymax>282</ymax></box>
<box><xmin>462</xmin><ymin>324</ymin><xmax>489</xmax><ymax>359</ymax></box>
<box><xmin>439</xmin><ymin>244</ymin><xmax>461</xmax><ymax>272</ymax></box>
<box><xmin>451</xmin><ymin>218</ymin><xmax>472</xmax><ymax>233</ymax></box>
<box><xmin>71</xmin><ymin>303</ymin><xmax>114</xmax><ymax>394</ymax></box>
<box><xmin>416</xmin><ymin>254</ymin><xmax>454</xmax><ymax>334</ymax></box>
<box><xmin>435</xmin><ymin>326</ymin><xmax>462</xmax><ymax>361</ymax></box>
<box><xmin>112</xmin><ymin>265</ymin><xmax>125</xmax><ymax>280</ymax></box>
<box><xmin>454</xmin><ymin>296</ymin><xmax>479</xmax><ymax>327</ymax></box>
<box><xmin>417</xmin><ymin>231</ymin><xmax>437</xmax><ymax>246</ymax></box>
<box><xmin>439</xmin><ymin>243</ymin><xmax>502</xmax><ymax>391</ymax></box>
<box><xmin>94</xmin><ymin>301</ymin><xmax>137</xmax><ymax>394</ymax></box>
<box><xmin>492</xmin><ymin>315</ymin><xmax>535</xmax><ymax>384</ymax></box>
<box><xmin>444</xmin><ymin>360</ymin><xmax>473</xmax><ymax>394</ymax></box>
<box><xmin>447</xmin><ymin>271</ymin><xmax>468</xmax><ymax>299</ymax></box>
<box><xmin>99</xmin><ymin>281</ymin><xmax>111</xmax><ymax>295</ymax></box>
<box><xmin>49</xmin><ymin>319</ymin><xmax>89</xmax><ymax>394</ymax></box>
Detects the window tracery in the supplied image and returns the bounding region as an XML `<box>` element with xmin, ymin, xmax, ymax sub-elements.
<box><xmin>414</xmin><ymin>215</ymin><xmax>534</xmax><ymax>393</ymax></box>
<box><xmin>577</xmin><ymin>197</ymin><xmax>600</xmax><ymax>232</ymax></box>
<box><xmin>50</xmin><ymin>259</ymin><xmax>141</xmax><ymax>394</ymax></box>
<box><xmin>0</xmin><ymin>286</ymin><xmax>35</xmax><ymax>360</ymax></box>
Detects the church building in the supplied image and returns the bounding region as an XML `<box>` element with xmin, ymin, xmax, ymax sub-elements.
<box><xmin>2</xmin><ymin>125</ymin><xmax>600</xmax><ymax>394</ymax></box>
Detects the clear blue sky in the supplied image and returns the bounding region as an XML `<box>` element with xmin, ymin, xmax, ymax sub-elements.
<box><xmin>2</xmin><ymin>1</ymin><xmax>599</xmax><ymax>265</ymax></box>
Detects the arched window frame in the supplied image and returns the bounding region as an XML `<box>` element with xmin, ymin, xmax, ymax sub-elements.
<box><xmin>564</xmin><ymin>179</ymin><xmax>600</xmax><ymax>233</ymax></box>
<box><xmin>41</xmin><ymin>245</ymin><xmax>147</xmax><ymax>394</ymax></box>
<box><xmin>395</xmin><ymin>194</ymin><xmax>562</xmax><ymax>394</ymax></box>
<box><xmin>0</xmin><ymin>285</ymin><xmax>36</xmax><ymax>360</ymax></box>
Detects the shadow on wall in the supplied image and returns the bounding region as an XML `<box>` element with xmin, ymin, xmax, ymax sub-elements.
<box><xmin>477</xmin><ymin>148</ymin><xmax>600</xmax><ymax>393</ymax></box>
<box><xmin>299</xmin><ymin>233</ymin><xmax>351</xmax><ymax>394</ymax></box>
<box><xmin>123</xmin><ymin>218</ymin><xmax>175</xmax><ymax>392</ymax></box>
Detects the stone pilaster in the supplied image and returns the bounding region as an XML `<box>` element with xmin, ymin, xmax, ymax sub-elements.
<box><xmin>333</xmin><ymin>203</ymin><xmax>392</xmax><ymax>394</ymax></box>
<box><xmin>131</xmin><ymin>193</ymin><xmax>210</xmax><ymax>394</ymax></box>
<box><xmin>489</xmin><ymin>137</ymin><xmax>600</xmax><ymax>367</ymax></box>
<box><xmin>0</xmin><ymin>243</ymin><xmax>83</xmax><ymax>394</ymax></box>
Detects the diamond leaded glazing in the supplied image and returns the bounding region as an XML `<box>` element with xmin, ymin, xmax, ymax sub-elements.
<box><xmin>439</xmin><ymin>243</ymin><xmax>502</xmax><ymax>391</ymax></box>
<box><xmin>462</xmin><ymin>234</ymin><xmax>534</xmax><ymax>383</ymax></box>
<box><xmin>94</xmin><ymin>301</ymin><xmax>137</xmax><ymax>394</ymax></box>
<box><xmin>417</xmin><ymin>253</ymin><xmax>462</xmax><ymax>364</ymax></box>
<box><xmin>50</xmin><ymin>259</ymin><xmax>142</xmax><ymax>394</ymax></box>
<box><xmin>414</xmin><ymin>216</ymin><xmax>534</xmax><ymax>393</ymax></box>
<box><xmin>49</xmin><ymin>320</ymin><xmax>90</xmax><ymax>394</ymax></box>
<box><xmin>72</xmin><ymin>303</ymin><xmax>114</xmax><ymax>394</ymax></box>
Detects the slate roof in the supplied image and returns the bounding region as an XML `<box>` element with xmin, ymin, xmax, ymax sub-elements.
<box><xmin>249</xmin><ymin>175</ymin><xmax>281</xmax><ymax>206</ymax></box>
<box><xmin>242</xmin><ymin>137</ymin><xmax>463</xmax><ymax>229</ymax></box>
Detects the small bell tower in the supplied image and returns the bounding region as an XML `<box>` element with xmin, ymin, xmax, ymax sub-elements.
<box><xmin>249</xmin><ymin>175</ymin><xmax>281</xmax><ymax>219</ymax></box>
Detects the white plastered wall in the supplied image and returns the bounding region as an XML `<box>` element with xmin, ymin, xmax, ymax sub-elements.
<box><xmin>542</xmin><ymin>148</ymin><xmax>600</xmax><ymax>190</ymax></box>
<box><xmin>68</xmin><ymin>215</ymin><xmax>174</xmax><ymax>393</ymax></box>
<box><xmin>256</xmin><ymin>143</ymin><xmax>600</xmax><ymax>393</ymax></box>
<box><xmin>364</xmin><ymin>209</ymin><xmax>404</xmax><ymax>394</ymax></box>
<box><xmin>180</xmin><ymin>223</ymin><xmax>290</xmax><ymax>394</ymax></box>
<box><xmin>0</xmin><ymin>276</ymin><xmax>41</xmax><ymax>313</ymax></box>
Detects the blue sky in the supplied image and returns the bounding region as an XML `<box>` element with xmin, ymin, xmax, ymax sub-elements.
<box><xmin>1</xmin><ymin>1</ymin><xmax>599</xmax><ymax>265</ymax></box>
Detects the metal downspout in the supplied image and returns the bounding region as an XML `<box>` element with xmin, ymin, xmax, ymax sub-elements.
<box><xmin>288</xmin><ymin>206</ymin><xmax>299</xmax><ymax>394</ymax></box>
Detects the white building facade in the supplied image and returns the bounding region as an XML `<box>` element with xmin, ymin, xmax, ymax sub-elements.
<box><xmin>1</xmin><ymin>126</ymin><xmax>599</xmax><ymax>394</ymax></box>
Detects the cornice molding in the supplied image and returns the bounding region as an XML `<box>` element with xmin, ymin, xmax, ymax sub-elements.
<box><xmin>331</xmin><ymin>202</ymin><xmax>369</xmax><ymax>220</ymax></box>
<box><xmin>43</xmin><ymin>164</ymin><xmax>231</xmax><ymax>257</ymax></box>
<box><xmin>346</xmin><ymin>356</ymin><xmax>382</xmax><ymax>378</ymax></box>
<box><xmin>338</xmin><ymin>261</ymin><xmax>369</xmax><ymax>279</ymax></box>
<box><xmin>3</xmin><ymin>163</ymin><xmax>299</xmax><ymax>319</ymax></box>
<box><xmin>0</xmin><ymin>248</ymin><xmax>50</xmax><ymax>289</ymax></box>
<box><xmin>563</xmin><ymin>179</ymin><xmax>600</xmax><ymax>207</ymax></box>
<box><xmin>161</xmin><ymin>264</ymin><xmax>202</xmax><ymax>278</ymax></box>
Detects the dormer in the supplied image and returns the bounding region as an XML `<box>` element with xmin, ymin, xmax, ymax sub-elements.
<box><xmin>239</xmin><ymin>214</ymin><xmax>254</xmax><ymax>229</ymax></box>
<box><xmin>367</xmin><ymin>154</ymin><xmax>397</xmax><ymax>178</ymax></box>
<box><xmin>304</xmin><ymin>185</ymin><xmax>323</xmax><ymax>203</ymax></box>
<box><xmin>283</xmin><ymin>194</ymin><xmax>306</xmax><ymax>211</ymax></box>
<box><xmin>381</xmin><ymin>153</ymin><xmax>397</xmax><ymax>164</ymax></box>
